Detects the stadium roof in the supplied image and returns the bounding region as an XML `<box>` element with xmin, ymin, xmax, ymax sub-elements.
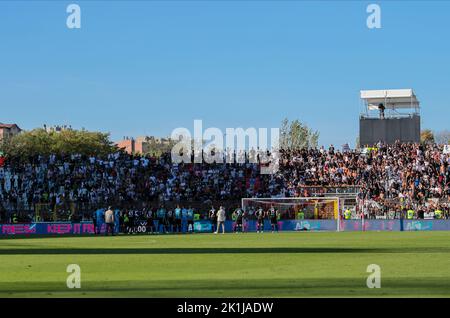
<box><xmin>360</xmin><ymin>89</ymin><xmax>420</xmax><ymax>110</ymax></box>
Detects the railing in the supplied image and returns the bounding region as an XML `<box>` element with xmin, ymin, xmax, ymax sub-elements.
<box><xmin>297</xmin><ymin>186</ymin><xmax>361</xmax><ymax>196</ymax></box>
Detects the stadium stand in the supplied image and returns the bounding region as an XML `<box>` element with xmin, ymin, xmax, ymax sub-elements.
<box><xmin>0</xmin><ymin>141</ymin><xmax>449</xmax><ymax>223</ymax></box>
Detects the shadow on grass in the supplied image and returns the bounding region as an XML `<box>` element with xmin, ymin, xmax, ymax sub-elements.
<box><xmin>1</xmin><ymin>277</ymin><xmax>450</xmax><ymax>297</ymax></box>
<box><xmin>1</xmin><ymin>247</ymin><xmax>450</xmax><ymax>255</ymax></box>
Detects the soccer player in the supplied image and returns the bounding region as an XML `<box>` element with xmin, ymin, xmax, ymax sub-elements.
<box><xmin>241</xmin><ymin>209</ymin><xmax>248</xmax><ymax>233</ymax></box>
<box><xmin>92</xmin><ymin>211</ymin><xmax>98</xmax><ymax>235</ymax></box>
<box><xmin>256</xmin><ymin>208</ymin><xmax>265</xmax><ymax>233</ymax></box>
<box><xmin>187</xmin><ymin>206</ymin><xmax>194</xmax><ymax>234</ymax></box>
<box><xmin>181</xmin><ymin>206</ymin><xmax>188</xmax><ymax>233</ymax></box>
<box><xmin>123</xmin><ymin>210</ymin><xmax>130</xmax><ymax>234</ymax></box>
<box><xmin>174</xmin><ymin>205</ymin><xmax>182</xmax><ymax>233</ymax></box>
<box><xmin>128</xmin><ymin>209</ymin><xmax>135</xmax><ymax>234</ymax></box>
<box><xmin>119</xmin><ymin>211</ymin><xmax>125</xmax><ymax>234</ymax></box>
<box><xmin>269</xmin><ymin>207</ymin><xmax>279</xmax><ymax>233</ymax></box>
<box><xmin>146</xmin><ymin>207</ymin><xmax>155</xmax><ymax>234</ymax></box>
<box><xmin>135</xmin><ymin>209</ymin><xmax>142</xmax><ymax>233</ymax></box>
<box><xmin>104</xmin><ymin>206</ymin><xmax>115</xmax><ymax>236</ymax></box>
<box><xmin>209</xmin><ymin>206</ymin><xmax>217</xmax><ymax>233</ymax></box>
<box><xmin>233</xmin><ymin>207</ymin><xmax>243</xmax><ymax>233</ymax></box>
<box><xmin>157</xmin><ymin>205</ymin><xmax>166</xmax><ymax>234</ymax></box>
<box><xmin>215</xmin><ymin>206</ymin><xmax>226</xmax><ymax>234</ymax></box>
<box><xmin>166</xmin><ymin>208</ymin><xmax>174</xmax><ymax>233</ymax></box>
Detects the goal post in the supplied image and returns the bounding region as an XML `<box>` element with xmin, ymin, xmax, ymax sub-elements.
<box><xmin>241</xmin><ymin>197</ymin><xmax>342</xmax><ymax>231</ymax></box>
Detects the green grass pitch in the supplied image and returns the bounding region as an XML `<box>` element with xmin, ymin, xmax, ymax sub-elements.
<box><xmin>1</xmin><ymin>231</ymin><xmax>450</xmax><ymax>297</ymax></box>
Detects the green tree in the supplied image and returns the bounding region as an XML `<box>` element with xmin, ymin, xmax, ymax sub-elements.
<box><xmin>143</xmin><ymin>139</ymin><xmax>176</xmax><ymax>157</ymax></box>
<box><xmin>2</xmin><ymin>128</ymin><xmax>116</xmax><ymax>158</ymax></box>
<box><xmin>279</xmin><ymin>118</ymin><xmax>319</xmax><ymax>150</ymax></box>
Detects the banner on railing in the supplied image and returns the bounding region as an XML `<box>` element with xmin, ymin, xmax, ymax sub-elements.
<box><xmin>1</xmin><ymin>219</ymin><xmax>450</xmax><ymax>236</ymax></box>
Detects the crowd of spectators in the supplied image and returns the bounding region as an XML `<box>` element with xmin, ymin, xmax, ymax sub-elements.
<box><xmin>0</xmin><ymin>142</ymin><xmax>449</xmax><ymax>222</ymax></box>
<box><xmin>279</xmin><ymin>142</ymin><xmax>450</xmax><ymax>218</ymax></box>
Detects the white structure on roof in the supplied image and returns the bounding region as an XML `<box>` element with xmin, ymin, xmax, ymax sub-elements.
<box><xmin>360</xmin><ymin>89</ymin><xmax>420</xmax><ymax>117</ymax></box>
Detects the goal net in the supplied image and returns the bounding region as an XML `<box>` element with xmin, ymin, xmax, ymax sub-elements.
<box><xmin>241</xmin><ymin>197</ymin><xmax>340</xmax><ymax>220</ymax></box>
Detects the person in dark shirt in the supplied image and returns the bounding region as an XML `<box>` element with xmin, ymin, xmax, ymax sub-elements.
<box><xmin>146</xmin><ymin>208</ymin><xmax>155</xmax><ymax>234</ymax></box>
<box><xmin>92</xmin><ymin>212</ymin><xmax>98</xmax><ymax>235</ymax></box>
<box><xmin>233</xmin><ymin>207</ymin><xmax>243</xmax><ymax>233</ymax></box>
<box><xmin>209</xmin><ymin>206</ymin><xmax>217</xmax><ymax>233</ymax></box>
<box><xmin>269</xmin><ymin>207</ymin><xmax>279</xmax><ymax>233</ymax></box>
<box><xmin>256</xmin><ymin>208</ymin><xmax>265</xmax><ymax>233</ymax></box>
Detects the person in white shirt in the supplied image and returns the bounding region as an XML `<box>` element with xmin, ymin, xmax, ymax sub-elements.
<box><xmin>105</xmin><ymin>207</ymin><xmax>115</xmax><ymax>236</ymax></box>
<box><xmin>215</xmin><ymin>206</ymin><xmax>226</xmax><ymax>234</ymax></box>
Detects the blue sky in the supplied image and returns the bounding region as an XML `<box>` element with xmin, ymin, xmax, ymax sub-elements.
<box><xmin>1</xmin><ymin>1</ymin><xmax>449</xmax><ymax>147</ymax></box>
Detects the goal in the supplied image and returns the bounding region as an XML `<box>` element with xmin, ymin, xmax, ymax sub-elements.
<box><xmin>241</xmin><ymin>197</ymin><xmax>341</xmax><ymax>223</ymax></box>
<box><xmin>241</xmin><ymin>197</ymin><xmax>342</xmax><ymax>231</ymax></box>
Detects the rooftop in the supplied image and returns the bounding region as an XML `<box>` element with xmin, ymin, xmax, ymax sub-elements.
<box><xmin>360</xmin><ymin>89</ymin><xmax>420</xmax><ymax>110</ymax></box>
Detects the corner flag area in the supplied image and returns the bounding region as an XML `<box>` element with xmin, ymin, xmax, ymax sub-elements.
<box><xmin>1</xmin><ymin>232</ymin><xmax>449</xmax><ymax>297</ymax></box>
